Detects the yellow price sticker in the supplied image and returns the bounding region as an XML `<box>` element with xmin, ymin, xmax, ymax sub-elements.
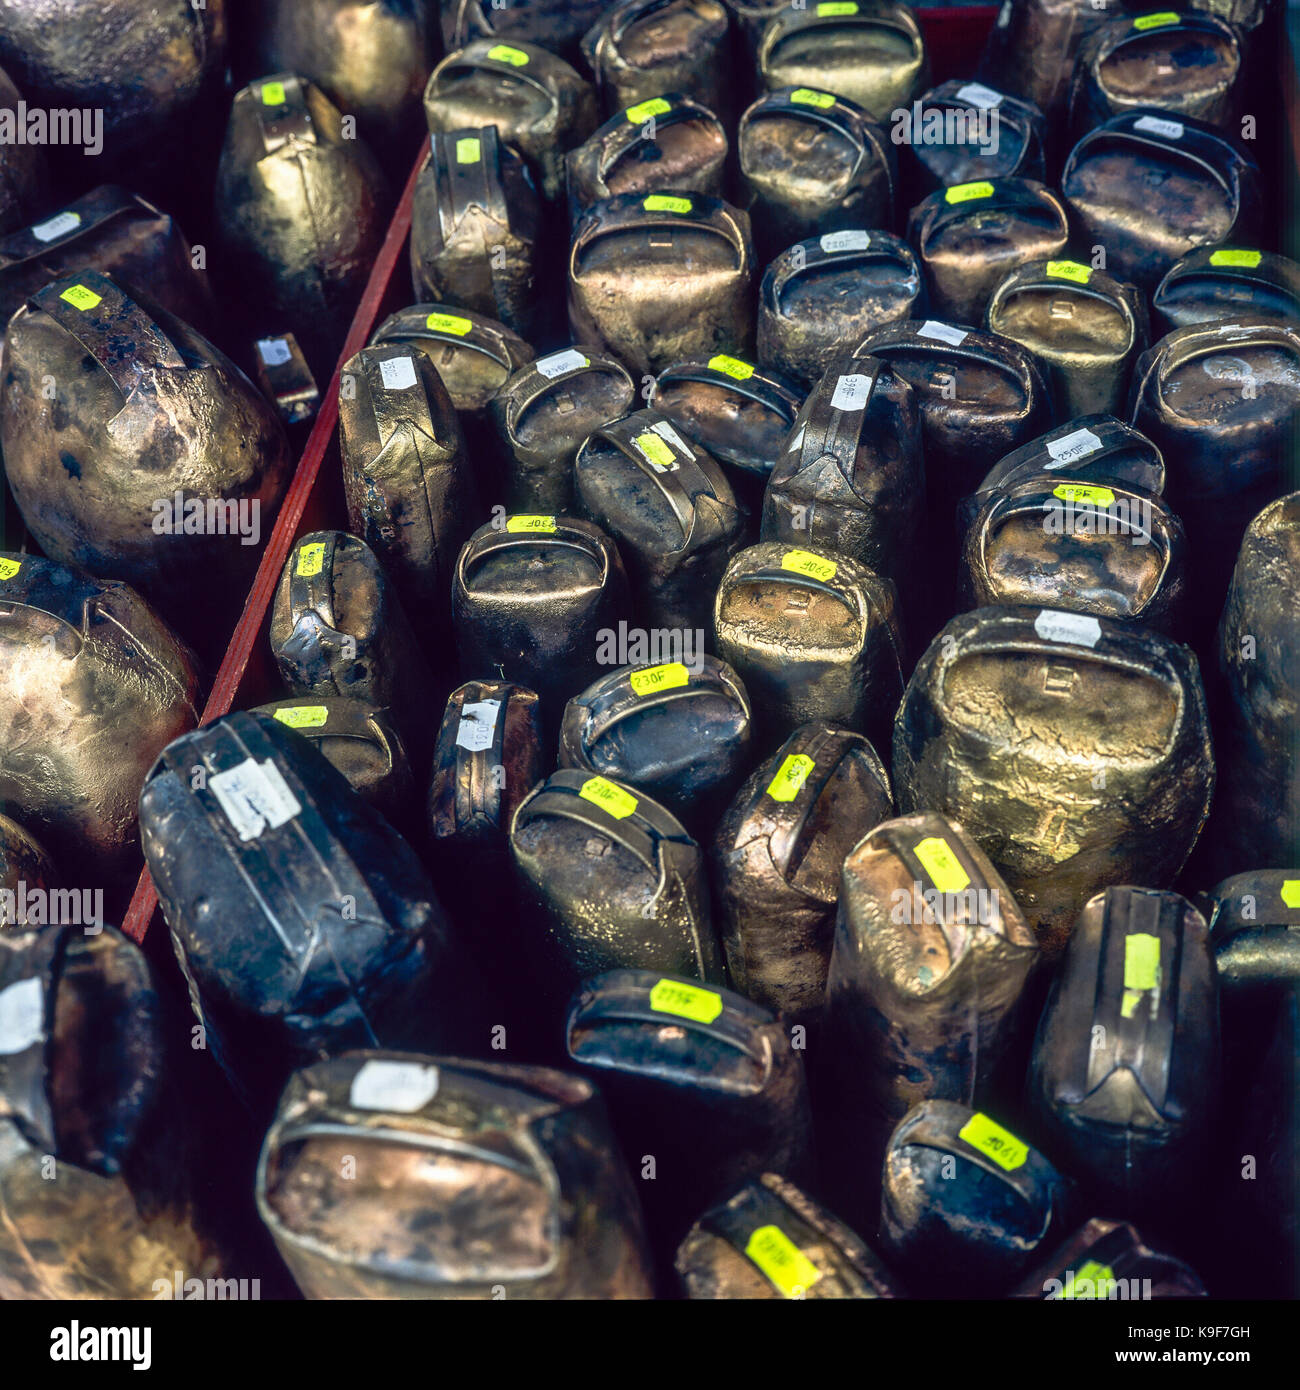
<box><xmin>634</xmin><ymin>431</ymin><xmax>677</xmax><ymax>469</ymax></box>
<box><xmin>630</xmin><ymin>662</ymin><xmax>690</xmax><ymax>696</ymax></box>
<box><xmin>60</xmin><ymin>284</ymin><xmax>102</xmax><ymax>311</ymax></box>
<box><xmin>426</xmin><ymin>311</ymin><xmax>473</xmax><ymax>336</ymax></box>
<box><xmin>506</xmin><ymin>515</ymin><xmax>557</xmax><ymax>533</ymax></box>
<box><xmin>273</xmin><ymin>706</ymin><xmax>329</xmax><ymax>730</ymax></box>
<box><xmin>708</xmin><ymin>354</ymin><xmax>755</xmax><ymax>380</ymax></box>
<box><xmin>1124</xmin><ymin>932</ymin><xmax>1161</xmax><ymax>991</ymax></box>
<box><xmin>790</xmin><ymin>88</ymin><xmax>837</xmax><ymax>109</ymax></box>
<box><xmin>780</xmin><ymin>549</ymin><xmax>837</xmax><ymax>583</ymax></box>
<box><xmin>1133</xmin><ymin>11</ymin><xmax>1179</xmax><ymax>29</ymax></box>
<box><xmin>913</xmin><ymin>836</ymin><xmax>971</xmax><ymax>893</ymax></box>
<box><xmin>945</xmin><ymin>181</ymin><xmax>995</xmax><ymax>204</ymax></box>
<box><xmin>626</xmin><ymin>97</ymin><xmax>671</xmax><ymax>124</ymax></box>
<box><xmin>0</xmin><ymin>558</ymin><xmax>21</xmax><ymax>580</ymax></box>
<box><xmin>959</xmin><ymin>1112</ymin><xmax>1030</xmax><ymax>1171</ymax></box>
<box><xmin>1281</xmin><ymin>879</ymin><xmax>1300</xmax><ymax>909</ymax></box>
<box><xmin>296</xmin><ymin>542</ymin><xmax>326</xmax><ymax>578</ymax></box>
<box><xmin>578</xmin><ymin>775</ymin><xmax>638</xmax><ymax>820</ymax></box>
<box><xmin>767</xmin><ymin>753</ymin><xmax>816</xmax><ymax>803</ymax></box>
<box><xmin>1209</xmin><ymin>248</ymin><xmax>1262</xmax><ymax>269</ymax></box>
<box><xmin>455</xmin><ymin>136</ymin><xmax>481</xmax><ymax>164</ymax></box>
<box><xmin>1054</xmin><ymin>483</ymin><xmax>1116</xmax><ymax>507</ymax></box>
<box><xmin>1046</xmin><ymin>260</ymin><xmax>1092</xmax><ymax>284</ymax></box>
<box><xmin>744</xmin><ymin>1226</ymin><xmax>823</xmax><ymax>1298</ymax></box>
<box><xmin>1061</xmin><ymin>1260</ymin><xmax>1116</xmax><ymax>1299</ymax></box>
<box><xmin>261</xmin><ymin>80</ymin><xmax>287</xmax><ymax>106</ymax></box>
<box><xmin>644</xmin><ymin>194</ymin><xmax>692</xmax><ymax>214</ymax></box>
<box><xmin>487</xmin><ymin>44</ymin><xmax>529</xmax><ymax>65</ymax></box>
<box><xmin>816</xmin><ymin>1</ymin><xmax>860</xmax><ymax>14</ymax></box>
<box><xmin>649</xmin><ymin>977</ymin><xmax>724</xmax><ymax>1024</ymax></box>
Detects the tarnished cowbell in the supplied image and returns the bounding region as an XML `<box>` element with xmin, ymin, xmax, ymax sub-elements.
<box><xmin>0</xmin><ymin>812</ymin><xmax>54</xmax><ymax>923</ymax></box>
<box><xmin>565</xmin><ymin>970</ymin><xmax>814</xmax><ymax>1250</ymax></box>
<box><xmin>957</xmin><ymin>415</ymin><xmax>1186</xmax><ymax>632</ymax></box>
<box><xmin>410</xmin><ymin>127</ymin><xmax>542</xmax><ymax>340</ymax></box>
<box><xmin>441</xmin><ymin>0</ymin><xmax>610</xmax><ymax>67</ymax></box>
<box><xmin>761</xmin><ymin>353</ymin><xmax>924</xmax><ymax>583</ymax></box>
<box><xmin>1028</xmin><ymin>887</ymin><xmax>1221</xmax><ymax>1217</ymax></box>
<box><xmin>269</xmin><ymin>531</ymin><xmax>435</xmax><ymax>767</ymax></box>
<box><xmin>140</xmin><ymin>712</ymin><xmax>480</xmax><ymax>1112</ymax></box>
<box><xmin>510</xmin><ymin>769</ymin><xmax>725</xmax><ymax>1015</ymax></box>
<box><xmin>756</xmin><ymin>1</ymin><xmax>930</xmax><ymax>123</ymax></box>
<box><xmin>757</xmin><ymin>230</ymin><xmax>925</xmax><ymax>390</ymax></box>
<box><xmin>0</xmin><ymin>924</ymin><xmax>232</xmax><ymax>1299</ymax></box>
<box><xmin>1215</xmin><ymin>493</ymin><xmax>1300</xmax><ymax>872</ymax></box>
<box><xmin>0</xmin><ymin>62</ymin><xmax>48</xmax><ymax>235</ymax></box>
<box><xmin>1009</xmin><ymin>1218</ymin><xmax>1207</xmax><ymax>1299</ymax></box>
<box><xmin>424</xmin><ymin>39</ymin><xmax>598</xmax><ymax>204</ymax></box>
<box><xmin>1152</xmin><ymin>245</ymin><xmax>1300</xmax><ymax>334</ymax></box>
<box><xmin>879</xmin><ymin>1099</ymin><xmax>1072</xmax><ymax>1294</ymax></box>
<box><xmin>558</xmin><ymin>655</ymin><xmax>754</xmax><ymax>832</ymax></box>
<box><xmin>899</xmin><ymin>80</ymin><xmax>1047</xmax><ymax>205</ymax></box>
<box><xmin>1068</xmin><ymin>10</ymin><xmax>1245</xmax><ymax>140</ymax></box>
<box><xmin>489</xmin><ymin>347</ymin><xmax>637</xmax><ymax>513</ymax></box>
<box><xmin>986</xmin><ymin>258</ymin><xmax>1148</xmax><ymax>420</ymax></box>
<box><xmin>256</xmin><ymin>1052</ymin><xmax>654</xmax><ymax>1298</ymax></box>
<box><xmin>713</xmin><ymin>541</ymin><xmax>905</xmax><ymax>749</ymax></box>
<box><xmin>737</xmin><ymin>87</ymin><xmax>895</xmax><ymax>265</ymax></box>
<box><xmin>583</xmin><ymin>0</ymin><xmax>736</xmax><ymax>119</ymax></box>
<box><xmin>648</xmin><ymin>353</ymin><xmax>804</xmax><ymax>512</ymax></box>
<box><xmin>1202</xmin><ymin>870</ymin><xmax>1300</xmax><ymax>991</ymax></box>
<box><xmin>825</xmin><ymin>813</ymin><xmax>1039</xmax><ymax>1179</ymax></box>
<box><xmin>1</xmin><ymin>270</ymin><xmax>292</xmax><ymax>649</ymax></box>
<box><xmin>574</xmin><ymin>409</ymin><xmax>745</xmax><ymax>632</ymax></box>
<box><xmin>214</xmin><ymin>74</ymin><xmax>391</xmax><ymax>374</ymax></box>
<box><xmin>1061</xmin><ymin>110</ymin><xmax>1261</xmax><ymax>292</ymax></box>
<box><xmin>565</xmin><ymin>94</ymin><xmax>729</xmax><ymax>224</ymax></box>
<box><xmin>712</xmin><ymin>721</ymin><xmax>894</xmax><ymax>1028</ymax></box>
<box><xmin>253</xmin><ymin>698</ymin><xmax>415</xmax><ymax>833</ymax></box>
<box><xmin>894</xmin><ymin>606</ymin><xmax>1215</xmax><ymax>960</ymax></box>
<box><xmin>451</xmin><ymin>514</ymin><xmax>630</xmax><ymax>719</ymax></box>
<box><xmin>907</xmin><ymin>177</ymin><xmax>1070</xmax><ymax>330</ymax></box>
<box><xmin>339</xmin><ymin>342</ymin><xmax>476</xmax><ymax>644</ymax></box>
<box><xmin>568</xmin><ymin>192</ymin><xmax>755</xmax><ymax>375</ymax></box>
<box><xmin>676</xmin><ymin>1172</ymin><xmax>905</xmax><ymax>1299</ymax></box>
<box><xmin>0</xmin><ymin>553</ymin><xmax>199</xmax><ymax>892</ymax></box>
<box><xmin>0</xmin><ymin>189</ymin><xmax>176</xmax><ymax>320</ymax></box>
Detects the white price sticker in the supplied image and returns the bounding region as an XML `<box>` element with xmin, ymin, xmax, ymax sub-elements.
<box><xmin>380</xmin><ymin>356</ymin><xmax>418</xmax><ymax>391</ymax></box>
<box><xmin>956</xmin><ymin>83</ymin><xmax>1004</xmax><ymax>110</ymax></box>
<box><xmin>350</xmin><ymin>1060</ymin><xmax>440</xmax><ymax>1113</ymax></box>
<box><xmin>535</xmin><ymin>349</ymin><xmax>588</xmax><ymax>379</ymax></box>
<box><xmin>0</xmin><ymin>978</ymin><xmax>43</xmax><ymax>1055</ymax></box>
<box><xmin>651</xmin><ymin>417</ymin><xmax>695</xmax><ymax>458</ymax></box>
<box><xmin>209</xmin><ymin>758</ymin><xmax>302</xmax><ymax>841</ymax></box>
<box><xmin>1134</xmin><ymin>115</ymin><xmax>1184</xmax><ymax>140</ymax></box>
<box><xmin>31</xmin><ymin>211</ymin><xmax>82</xmax><ymax>243</ymax></box>
<box><xmin>820</xmin><ymin>229</ymin><xmax>870</xmax><ymax>253</ymax></box>
<box><xmin>257</xmin><ymin>337</ymin><xmax>292</xmax><ymax>367</ymax></box>
<box><xmin>1045</xmin><ymin>427</ymin><xmax>1103</xmax><ymax>466</ymax></box>
<box><xmin>918</xmin><ymin>320</ymin><xmax>968</xmax><ymax>346</ymax></box>
<box><xmin>830</xmin><ymin>373</ymin><xmax>871</xmax><ymax>411</ymax></box>
<box><xmin>456</xmin><ymin>699</ymin><xmax>502</xmax><ymax>753</ymax></box>
<box><xmin>1035</xmin><ymin>609</ymin><xmax>1103</xmax><ymax>648</ymax></box>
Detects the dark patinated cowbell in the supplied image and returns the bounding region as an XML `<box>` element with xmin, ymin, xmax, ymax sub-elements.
<box><xmin>565</xmin><ymin>95</ymin><xmax>729</xmax><ymax>224</ymax></box>
<box><xmin>0</xmin><ymin>924</ymin><xmax>233</xmax><ymax>1299</ymax></box>
<box><xmin>712</xmin><ymin>721</ymin><xmax>894</xmax><ymax>1028</ymax></box>
<box><xmin>1</xmin><ymin>270</ymin><xmax>292</xmax><ymax>649</ymax></box>
<box><xmin>257</xmin><ymin>1052</ymin><xmax>654</xmax><ymax>1298</ymax></box>
<box><xmin>0</xmin><ymin>63</ymin><xmax>48</xmax><ymax>235</ymax></box>
<box><xmin>1068</xmin><ymin>10</ymin><xmax>1244</xmax><ymax>141</ymax></box>
<box><xmin>574</xmin><ymin>409</ymin><xmax>746</xmax><ymax>632</ymax></box>
<box><xmin>1028</xmin><ymin>887</ymin><xmax>1221</xmax><ymax>1217</ymax></box>
<box><xmin>1061</xmin><ymin>111</ymin><xmax>1261</xmax><ymax>292</ymax></box>
<box><xmin>490</xmin><ymin>348</ymin><xmax>638</xmax><ymax>513</ymax></box>
<box><xmin>648</xmin><ymin>354</ymin><xmax>805</xmax><ymax>512</ymax></box>
<box><xmin>140</xmin><ymin>712</ymin><xmax>480</xmax><ymax>1112</ymax></box>
<box><xmin>0</xmin><ymin>185</ymin><xmax>214</xmax><ymax>340</ymax></box>
<box><xmin>826</xmin><ymin>813</ymin><xmax>1039</xmax><ymax>1180</ymax></box>
<box><xmin>986</xmin><ymin>258</ymin><xmax>1148</xmax><ymax>420</ymax></box>
<box><xmin>756</xmin><ymin>1</ymin><xmax>930</xmax><ymax>123</ymax></box>
<box><xmin>269</xmin><ymin>531</ymin><xmax>434</xmax><ymax>767</ymax></box>
<box><xmin>1152</xmin><ymin>246</ymin><xmax>1300</xmax><ymax>335</ymax></box>
<box><xmin>676</xmin><ymin>1171</ymin><xmax>905</xmax><ymax>1299</ymax></box>
<box><xmin>894</xmin><ymin>605</ymin><xmax>1215</xmax><ymax>960</ymax></box>
<box><xmin>758</xmin><ymin>231</ymin><xmax>924</xmax><ymax>391</ymax></box>
<box><xmin>339</xmin><ymin>342</ymin><xmax>476</xmax><ymax>643</ymax></box>
<box><xmin>583</xmin><ymin>0</ymin><xmax>735</xmax><ymax>119</ymax></box>
<box><xmin>565</xmin><ymin>970</ymin><xmax>813</xmax><ymax>1251</ymax></box>
<box><xmin>907</xmin><ymin>177</ymin><xmax>1070</xmax><ymax>330</ymax></box>
<box><xmin>957</xmin><ymin>415</ymin><xmax>1187</xmax><ymax>632</ymax></box>
<box><xmin>251</xmin><ymin>698</ymin><xmax>416</xmax><ymax>832</ymax></box>
<box><xmin>424</xmin><ymin>39</ymin><xmax>599</xmax><ymax>205</ymax></box>
<box><xmin>1201</xmin><ymin>871</ymin><xmax>1300</xmax><ymax>991</ymax></box>
<box><xmin>254</xmin><ymin>331</ymin><xmax>319</xmax><ymax>427</ymax></box>
<box><xmin>737</xmin><ymin>87</ymin><xmax>895</xmax><ymax>265</ymax></box>
<box><xmin>761</xmin><ymin>353</ymin><xmax>924</xmax><ymax>583</ymax></box>
<box><xmin>410</xmin><ymin>127</ymin><xmax>542</xmax><ymax>339</ymax></box>
<box><xmin>568</xmin><ymin>192</ymin><xmax>755</xmax><ymax>375</ymax></box>
<box><xmin>441</xmin><ymin>0</ymin><xmax>611</xmax><ymax>68</ymax></box>
<box><xmin>713</xmin><ymin>541</ymin><xmax>905</xmax><ymax>750</ymax></box>
<box><xmin>214</xmin><ymin>74</ymin><xmax>391</xmax><ymax>374</ymax></box>
<box><xmin>558</xmin><ymin>655</ymin><xmax>753</xmax><ymax>832</ymax></box>
<box><xmin>1009</xmin><ymin>1218</ymin><xmax>1206</xmax><ymax>1299</ymax></box>
<box><xmin>975</xmin><ymin>0</ymin><xmax>1115</xmax><ymax>123</ymax></box>
<box><xmin>452</xmin><ymin>514</ymin><xmax>630</xmax><ymax>720</ymax></box>
<box><xmin>510</xmin><ymin>769</ymin><xmax>725</xmax><ymax>1013</ymax></box>
<box><xmin>0</xmin><ymin>553</ymin><xmax>199</xmax><ymax>892</ymax></box>
<box><xmin>899</xmin><ymin>80</ymin><xmax>1047</xmax><ymax>205</ymax></box>
<box><xmin>0</xmin><ymin>813</ymin><xmax>54</xmax><ymax>922</ymax></box>
<box><xmin>1215</xmin><ymin>493</ymin><xmax>1300</xmax><ymax>872</ymax></box>
<box><xmin>879</xmin><ymin>1099</ymin><xmax>1072</xmax><ymax>1294</ymax></box>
